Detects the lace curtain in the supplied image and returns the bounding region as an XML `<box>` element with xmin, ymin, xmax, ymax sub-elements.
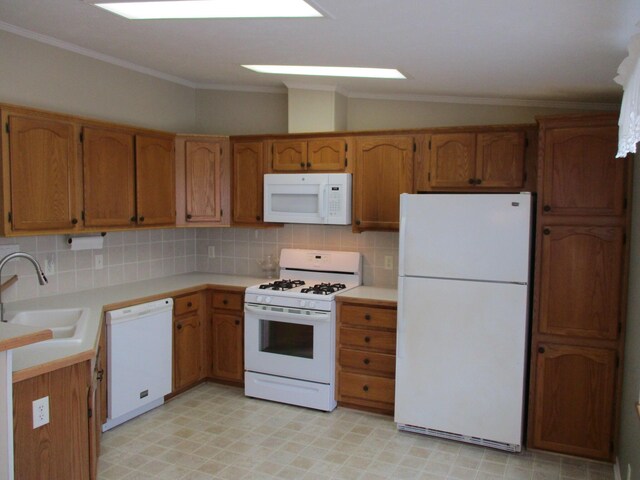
<box><xmin>615</xmin><ymin>23</ymin><xmax>640</xmax><ymax>157</ymax></box>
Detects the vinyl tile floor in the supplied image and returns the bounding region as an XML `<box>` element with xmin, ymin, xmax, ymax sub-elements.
<box><xmin>98</xmin><ymin>383</ymin><xmax>614</xmax><ymax>480</ymax></box>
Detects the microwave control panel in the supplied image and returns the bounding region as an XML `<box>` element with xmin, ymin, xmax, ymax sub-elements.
<box><xmin>328</xmin><ymin>186</ymin><xmax>343</xmax><ymax>217</ymax></box>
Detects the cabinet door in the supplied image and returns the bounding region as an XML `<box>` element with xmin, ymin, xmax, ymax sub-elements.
<box><xmin>8</xmin><ymin>115</ymin><xmax>80</xmax><ymax>231</ymax></box>
<box><xmin>211</xmin><ymin>313</ymin><xmax>243</xmax><ymax>382</ymax></box>
<box><xmin>185</xmin><ymin>141</ymin><xmax>222</xmax><ymax>223</ymax></box>
<box><xmin>476</xmin><ymin>131</ymin><xmax>525</xmax><ymax>188</ymax></box>
<box><xmin>354</xmin><ymin>136</ymin><xmax>414</xmax><ymax>231</ymax></box>
<box><xmin>135</xmin><ymin>134</ymin><xmax>176</xmax><ymax>226</ymax></box>
<box><xmin>538</xmin><ymin>226</ymin><xmax>623</xmax><ymax>340</ymax></box>
<box><xmin>541</xmin><ymin>126</ymin><xmax>624</xmax><ymax>216</ymax></box>
<box><xmin>173</xmin><ymin>314</ymin><xmax>202</xmax><ymax>390</ymax></box>
<box><xmin>308</xmin><ymin>138</ymin><xmax>346</xmax><ymax>171</ymax></box>
<box><xmin>232</xmin><ymin>142</ymin><xmax>264</xmax><ymax>224</ymax></box>
<box><xmin>429</xmin><ymin>133</ymin><xmax>476</xmax><ymax>188</ymax></box>
<box><xmin>83</xmin><ymin>127</ymin><xmax>136</xmax><ymax>227</ymax></box>
<box><xmin>271</xmin><ymin>140</ymin><xmax>307</xmax><ymax>171</ymax></box>
<box><xmin>531</xmin><ymin>344</ymin><xmax>616</xmax><ymax>460</ymax></box>
<box><xmin>88</xmin><ymin>362</ymin><xmax>101</xmax><ymax>480</ymax></box>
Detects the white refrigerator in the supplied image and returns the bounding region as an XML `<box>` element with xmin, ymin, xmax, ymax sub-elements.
<box><xmin>395</xmin><ymin>193</ymin><xmax>532</xmax><ymax>452</ymax></box>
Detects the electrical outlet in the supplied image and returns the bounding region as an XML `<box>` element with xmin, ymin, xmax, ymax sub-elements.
<box><xmin>384</xmin><ymin>255</ymin><xmax>393</xmax><ymax>270</ymax></box>
<box><xmin>94</xmin><ymin>254</ymin><xmax>103</xmax><ymax>270</ymax></box>
<box><xmin>44</xmin><ymin>253</ymin><xmax>55</xmax><ymax>275</ymax></box>
<box><xmin>32</xmin><ymin>396</ymin><xmax>49</xmax><ymax>429</ymax></box>
<box><xmin>208</xmin><ymin>246</ymin><xmax>215</xmax><ymax>258</ymax></box>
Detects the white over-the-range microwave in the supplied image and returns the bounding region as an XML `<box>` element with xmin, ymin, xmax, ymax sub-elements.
<box><xmin>263</xmin><ymin>173</ymin><xmax>352</xmax><ymax>225</ymax></box>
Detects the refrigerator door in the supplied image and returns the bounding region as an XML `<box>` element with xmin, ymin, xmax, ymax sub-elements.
<box><xmin>395</xmin><ymin>276</ymin><xmax>529</xmax><ymax>448</ymax></box>
<box><xmin>399</xmin><ymin>193</ymin><xmax>531</xmax><ymax>283</ymax></box>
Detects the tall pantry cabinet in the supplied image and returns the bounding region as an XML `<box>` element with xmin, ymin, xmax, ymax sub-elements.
<box><xmin>528</xmin><ymin>113</ymin><xmax>631</xmax><ymax>461</ymax></box>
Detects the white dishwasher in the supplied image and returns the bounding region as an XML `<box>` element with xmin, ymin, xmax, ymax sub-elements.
<box><xmin>103</xmin><ymin>298</ymin><xmax>173</xmax><ymax>431</ymax></box>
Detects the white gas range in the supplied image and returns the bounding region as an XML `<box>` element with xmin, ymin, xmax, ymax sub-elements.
<box><xmin>244</xmin><ymin>248</ymin><xmax>362</xmax><ymax>411</ymax></box>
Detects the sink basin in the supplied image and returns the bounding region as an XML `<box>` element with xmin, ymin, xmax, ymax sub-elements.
<box><xmin>7</xmin><ymin>308</ymin><xmax>90</xmax><ymax>344</ymax></box>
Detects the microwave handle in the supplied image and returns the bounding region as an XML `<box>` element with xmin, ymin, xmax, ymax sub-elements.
<box><xmin>318</xmin><ymin>183</ymin><xmax>327</xmax><ymax>219</ymax></box>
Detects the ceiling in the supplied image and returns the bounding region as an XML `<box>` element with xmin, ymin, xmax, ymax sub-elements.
<box><xmin>1</xmin><ymin>0</ymin><xmax>639</xmax><ymax>107</ymax></box>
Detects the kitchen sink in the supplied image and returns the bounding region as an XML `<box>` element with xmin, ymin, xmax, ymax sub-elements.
<box><xmin>7</xmin><ymin>308</ymin><xmax>90</xmax><ymax>345</ymax></box>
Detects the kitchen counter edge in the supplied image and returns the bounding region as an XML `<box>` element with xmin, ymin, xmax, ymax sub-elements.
<box><xmin>337</xmin><ymin>286</ymin><xmax>397</xmax><ymax>305</ymax></box>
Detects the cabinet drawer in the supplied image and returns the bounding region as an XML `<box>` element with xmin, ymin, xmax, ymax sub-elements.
<box><xmin>339</xmin><ymin>327</ymin><xmax>396</xmax><ymax>353</ymax></box>
<box><xmin>339</xmin><ymin>372</ymin><xmax>395</xmax><ymax>404</ymax></box>
<box><xmin>340</xmin><ymin>348</ymin><xmax>395</xmax><ymax>376</ymax></box>
<box><xmin>341</xmin><ymin>304</ymin><xmax>396</xmax><ymax>329</ymax></box>
<box><xmin>212</xmin><ymin>291</ymin><xmax>243</xmax><ymax>311</ymax></box>
<box><xmin>174</xmin><ymin>293</ymin><xmax>200</xmax><ymax>316</ymax></box>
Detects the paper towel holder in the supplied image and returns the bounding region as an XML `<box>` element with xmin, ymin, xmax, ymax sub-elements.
<box><xmin>67</xmin><ymin>233</ymin><xmax>107</xmax><ymax>250</ymax></box>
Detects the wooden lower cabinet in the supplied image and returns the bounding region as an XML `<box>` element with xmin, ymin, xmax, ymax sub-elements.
<box><xmin>531</xmin><ymin>343</ymin><xmax>617</xmax><ymax>459</ymax></box>
<box><xmin>14</xmin><ymin>361</ymin><xmax>92</xmax><ymax>480</ymax></box>
<box><xmin>210</xmin><ymin>290</ymin><xmax>244</xmax><ymax>384</ymax></box>
<box><xmin>336</xmin><ymin>298</ymin><xmax>397</xmax><ymax>414</ymax></box>
<box><xmin>173</xmin><ymin>292</ymin><xmax>204</xmax><ymax>391</ymax></box>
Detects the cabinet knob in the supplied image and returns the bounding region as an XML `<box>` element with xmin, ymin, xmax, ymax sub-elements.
<box><xmin>300</xmin><ymin>162</ymin><xmax>305</xmax><ymax>168</ymax></box>
<box><xmin>307</xmin><ymin>162</ymin><xmax>311</xmax><ymax>167</ymax></box>
<box><xmin>475</xmin><ymin>179</ymin><xmax>482</xmax><ymax>185</ymax></box>
<box><xmin>139</xmin><ymin>216</ymin><xmax>145</xmax><ymax>222</ymax></box>
<box><xmin>543</xmin><ymin>205</ymin><xmax>551</xmax><ymax>212</ymax></box>
<box><xmin>364</xmin><ymin>336</ymin><xmax>371</xmax><ymax>343</ymax></box>
<box><xmin>223</xmin><ymin>299</ymin><xmax>228</xmax><ymax>305</ymax></box>
<box><xmin>235</xmin><ymin>319</ymin><xmax>240</xmax><ymax>325</ymax></box>
<box><xmin>130</xmin><ymin>216</ymin><xmax>136</xmax><ymax>222</ymax></box>
<box><xmin>71</xmin><ymin>218</ymin><xmax>78</xmax><ymax>225</ymax></box>
<box><xmin>186</xmin><ymin>214</ymin><xmax>192</xmax><ymax>220</ymax></box>
<box><xmin>538</xmin><ymin>346</ymin><xmax>545</xmax><ymax>354</ymax></box>
<box><xmin>177</xmin><ymin>323</ymin><xmax>182</xmax><ymax>330</ymax></box>
<box><xmin>355</xmin><ymin>220</ymin><xmax>361</xmax><ymax>226</ymax></box>
<box><xmin>256</xmin><ymin>215</ymin><xmax>261</xmax><ymax>221</ymax></box>
<box><xmin>363</xmin><ymin>358</ymin><xmax>370</xmax><ymax>365</ymax></box>
<box><xmin>364</xmin><ymin>314</ymin><xmax>371</xmax><ymax>321</ymax></box>
<box><xmin>187</xmin><ymin>302</ymin><xmax>192</xmax><ymax>308</ymax></box>
<box><xmin>362</xmin><ymin>385</ymin><xmax>369</xmax><ymax>392</ymax></box>
<box><xmin>543</xmin><ymin>228</ymin><xmax>551</xmax><ymax>235</ymax></box>
<box><xmin>468</xmin><ymin>178</ymin><xmax>475</xmax><ymax>185</ymax></box>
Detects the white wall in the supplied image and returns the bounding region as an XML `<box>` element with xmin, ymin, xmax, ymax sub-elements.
<box><xmin>0</xmin><ymin>31</ymin><xmax>196</xmax><ymax>132</ymax></box>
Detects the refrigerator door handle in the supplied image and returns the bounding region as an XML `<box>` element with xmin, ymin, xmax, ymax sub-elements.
<box><xmin>398</xmin><ymin>194</ymin><xmax>408</xmax><ymax>277</ymax></box>
<box><xmin>396</xmin><ymin>276</ymin><xmax>406</xmax><ymax>359</ymax></box>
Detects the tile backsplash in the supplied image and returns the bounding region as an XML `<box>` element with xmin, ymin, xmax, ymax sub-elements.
<box><xmin>0</xmin><ymin>225</ymin><xmax>398</xmax><ymax>303</ymax></box>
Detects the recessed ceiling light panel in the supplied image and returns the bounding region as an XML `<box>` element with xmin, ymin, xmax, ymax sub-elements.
<box><xmin>94</xmin><ymin>0</ymin><xmax>323</xmax><ymax>19</ymax></box>
<box><xmin>242</xmin><ymin>65</ymin><xmax>406</xmax><ymax>79</ymax></box>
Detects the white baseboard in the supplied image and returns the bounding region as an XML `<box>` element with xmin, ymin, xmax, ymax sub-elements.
<box><xmin>615</xmin><ymin>456</ymin><xmax>622</xmax><ymax>480</ymax></box>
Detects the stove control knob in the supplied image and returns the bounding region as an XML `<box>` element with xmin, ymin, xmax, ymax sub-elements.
<box><xmin>257</xmin><ymin>295</ymin><xmax>264</xmax><ymax>303</ymax></box>
<box><xmin>300</xmin><ymin>300</ymin><xmax>307</xmax><ymax>307</ymax></box>
<box><xmin>309</xmin><ymin>301</ymin><xmax>316</xmax><ymax>309</ymax></box>
<box><xmin>265</xmin><ymin>296</ymin><xmax>272</xmax><ymax>303</ymax></box>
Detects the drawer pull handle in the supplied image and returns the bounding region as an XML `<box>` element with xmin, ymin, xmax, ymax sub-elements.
<box><xmin>223</xmin><ymin>299</ymin><xmax>228</xmax><ymax>305</ymax></box>
<box><xmin>363</xmin><ymin>385</ymin><xmax>369</xmax><ymax>392</ymax></box>
<box><xmin>364</xmin><ymin>336</ymin><xmax>371</xmax><ymax>343</ymax></box>
<box><xmin>538</xmin><ymin>346</ymin><xmax>545</xmax><ymax>354</ymax></box>
<box><xmin>187</xmin><ymin>302</ymin><xmax>192</xmax><ymax>308</ymax></box>
<box><xmin>363</xmin><ymin>358</ymin><xmax>370</xmax><ymax>365</ymax></box>
<box><xmin>235</xmin><ymin>319</ymin><xmax>240</xmax><ymax>325</ymax></box>
<box><xmin>543</xmin><ymin>205</ymin><xmax>551</xmax><ymax>212</ymax></box>
<box><xmin>364</xmin><ymin>314</ymin><xmax>371</xmax><ymax>320</ymax></box>
<box><xmin>177</xmin><ymin>324</ymin><xmax>182</xmax><ymax>330</ymax></box>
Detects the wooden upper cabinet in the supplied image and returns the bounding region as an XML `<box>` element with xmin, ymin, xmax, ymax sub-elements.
<box><xmin>541</xmin><ymin>126</ymin><xmax>624</xmax><ymax>217</ymax></box>
<box><xmin>307</xmin><ymin>138</ymin><xmax>347</xmax><ymax>171</ymax></box>
<box><xmin>532</xmin><ymin>343</ymin><xmax>616</xmax><ymax>460</ymax></box>
<box><xmin>476</xmin><ymin>131</ymin><xmax>525</xmax><ymax>187</ymax></box>
<box><xmin>233</xmin><ymin>141</ymin><xmax>264</xmax><ymax>225</ymax></box>
<box><xmin>7</xmin><ymin>115</ymin><xmax>80</xmax><ymax>232</ymax></box>
<box><xmin>271</xmin><ymin>140</ymin><xmax>307</xmax><ymax>171</ymax></box>
<box><xmin>429</xmin><ymin>133</ymin><xmax>476</xmax><ymax>188</ymax></box>
<box><xmin>135</xmin><ymin>134</ymin><xmax>175</xmax><ymax>226</ymax></box>
<box><xmin>82</xmin><ymin>127</ymin><xmax>136</xmax><ymax>228</ymax></box>
<box><xmin>353</xmin><ymin>136</ymin><xmax>414</xmax><ymax>232</ymax></box>
<box><xmin>538</xmin><ymin>226</ymin><xmax>623</xmax><ymax>340</ymax></box>
<box><xmin>269</xmin><ymin>137</ymin><xmax>349</xmax><ymax>172</ymax></box>
<box><xmin>185</xmin><ymin>141</ymin><xmax>222</xmax><ymax>223</ymax></box>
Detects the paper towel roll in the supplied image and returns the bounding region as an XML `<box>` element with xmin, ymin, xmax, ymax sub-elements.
<box><xmin>68</xmin><ymin>236</ymin><xmax>104</xmax><ymax>251</ymax></box>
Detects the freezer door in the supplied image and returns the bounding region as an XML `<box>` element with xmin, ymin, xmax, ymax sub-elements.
<box><xmin>395</xmin><ymin>276</ymin><xmax>529</xmax><ymax>447</ymax></box>
<box><xmin>399</xmin><ymin>193</ymin><xmax>531</xmax><ymax>283</ymax></box>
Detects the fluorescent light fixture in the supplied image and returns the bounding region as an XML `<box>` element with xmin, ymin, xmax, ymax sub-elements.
<box><xmin>94</xmin><ymin>0</ymin><xmax>323</xmax><ymax>19</ymax></box>
<box><xmin>242</xmin><ymin>65</ymin><xmax>406</xmax><ymax>79</ymax></box>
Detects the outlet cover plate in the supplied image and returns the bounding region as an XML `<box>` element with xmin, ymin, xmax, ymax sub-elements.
<box><xmin>32</xmin><ymin>396</ymin><xmax>49</xmax><ymax>429</ymax></box>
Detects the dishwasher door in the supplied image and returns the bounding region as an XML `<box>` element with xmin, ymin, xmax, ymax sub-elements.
<box><xmin>104</xmin><ymin>298</ymin><xmax>173</xmax><ymax>431</ymax></box>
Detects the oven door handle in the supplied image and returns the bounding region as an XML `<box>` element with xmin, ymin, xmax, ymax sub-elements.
<box><xmin>244</xmin><ymin>304</ymin><xmax>331</xmax><ymax>322</ymax></box>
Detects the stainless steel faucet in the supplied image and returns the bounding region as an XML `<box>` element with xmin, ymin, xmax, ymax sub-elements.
<box><xmin>0</xmin><ymin>252</ymin><xmax>48</xmax><ymax>322</ymax></box>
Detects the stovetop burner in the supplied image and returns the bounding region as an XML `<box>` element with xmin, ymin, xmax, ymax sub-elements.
<box><xmin>258</xmin><ymin>279</ymin><xmax>305</xmax><ymax>291</ymax></box>
<box><xmin>300</xmin><ymin>282</ymin><xmax>347</xmax><ymax>295</ymax></box>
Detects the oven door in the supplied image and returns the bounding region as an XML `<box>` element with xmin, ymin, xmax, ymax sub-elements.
<box><xmin>244</xmin><ymin>303</ymin><xmax>333</xmax><ymax>384</ymax></box>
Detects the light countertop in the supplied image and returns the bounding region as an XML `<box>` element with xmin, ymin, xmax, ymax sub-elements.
<box><xmin>6</xmin><ymin>273</ymin><xmax>397</xmax><ymax>380</ymax></box>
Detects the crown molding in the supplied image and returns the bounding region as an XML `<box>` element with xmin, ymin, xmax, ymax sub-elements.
<box><xmin>0</xmin><ymin>21</ymin><xmax>621</xmax><ymax>110</ymax></box>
